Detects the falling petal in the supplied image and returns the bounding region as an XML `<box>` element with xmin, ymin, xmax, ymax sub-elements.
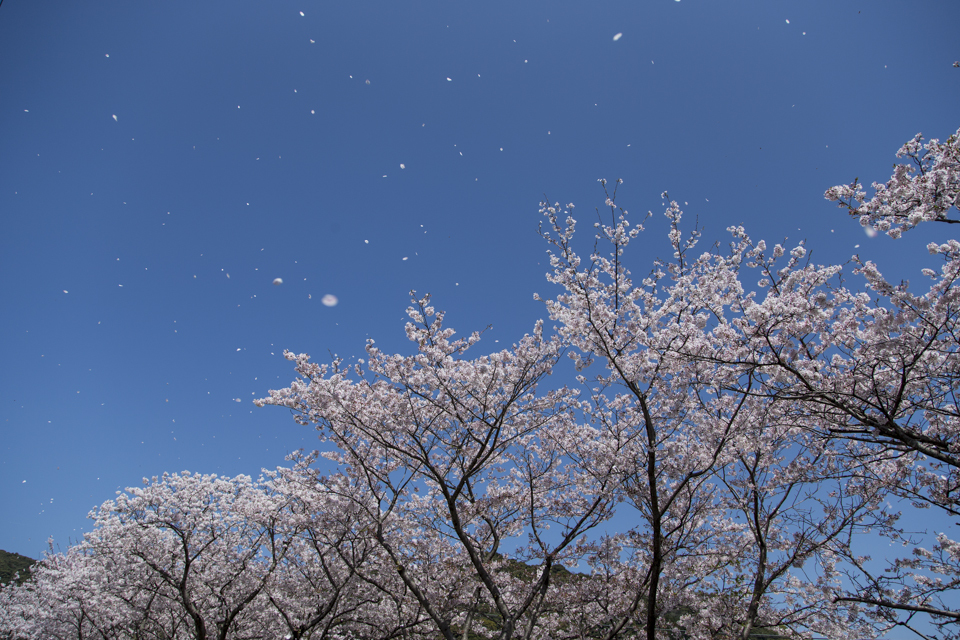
<box><xmin>321</xmin><ymin>294</ymin><xmax>338</xmax><ymax>307</ymax></box>
<box><xmin>613</xmin><ymin>33</ymin><xmax>622</xmax><ymax>41</ymax></box>
<box><xmin>272</xmin><ymin>278</ymin><xmax>283</xmax><ymax>286</ymax></box>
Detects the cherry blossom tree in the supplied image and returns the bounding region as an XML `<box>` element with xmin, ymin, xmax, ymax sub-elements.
<box><xmin>820</xmin><ymin>128</ymin><xmax>960</xmax><ymax>638</ymax></box>
<box><xmin>257</xmin><ymin>181</ymin><xmax>881</xmax><ymax>640</ymax></box>
<box><xmin>1</xmin><ymin>465</ymin><xmax>427</xmax><ymax>640</ymax></box>
<box><xmin>0</xmin><ymin>538</ymin><xmax>182</xmax><ymax>640</ymax></box>
<box><xmin>703</xmin><ymin>127</ymin><xmax>960</xmax><ymax>639</ymax></box>
<box><xmin>256</xmin><ymin>296</ymin><xmax>621</xmax><ymax>640</ymax></box>
<box><xmin>0</xmin><ymin>545</ymin><xmax>116</xmax><ymax>640</ymax></box>
<box><xmin>258</xmin><ymin>297</ymin><xmax>632</xmax><ymax>639</ymax></box>
<box><xmin>84</xmin><ymin>471</ymin><xmax>301</xmax><ymax>640</ymax></box>
<box><xmin>535</xmin><ymin>186</ymin><xmax>881</xmax><ymax>640</ymax></box>
<box><xmin>535</xmin><ymin>191</ymin><xmax>749</xmax><ymax>640</ymax></box>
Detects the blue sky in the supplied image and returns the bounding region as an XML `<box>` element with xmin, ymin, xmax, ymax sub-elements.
<box><xmin>1</xmin><ymin>0</ymin><xmax>958</xmax><ymax>559</ymax></box>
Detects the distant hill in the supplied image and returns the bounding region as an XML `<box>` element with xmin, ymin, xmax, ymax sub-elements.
<box><xmin>0</xmin><ymin>549</ymin><xmax>36</xmax><ymax>585</ymax></box>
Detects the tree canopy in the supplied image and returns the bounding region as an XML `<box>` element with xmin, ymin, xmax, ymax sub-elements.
<box><xmin>2</xmin><ymin>128</ymin><xmax>959</xmax><ymax>640</ymax></box>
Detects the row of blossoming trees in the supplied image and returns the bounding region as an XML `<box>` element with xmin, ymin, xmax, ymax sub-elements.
<box><xmin>2</xmin><ymin>128</ymin><xmax>958</xmax><ymax>640</ymax></box>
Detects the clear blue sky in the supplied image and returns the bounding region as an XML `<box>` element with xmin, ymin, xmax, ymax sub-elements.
<box><xmin>1</xmin><ymin>0</ymin><xmax>958</xmax><ymax>559</ymax></box>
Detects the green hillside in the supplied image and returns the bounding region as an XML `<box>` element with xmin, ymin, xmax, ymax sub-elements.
<box><xmin>0</xmin><ymin>549</ymin><xmax>36</xmax><ymax>585</ymax></box>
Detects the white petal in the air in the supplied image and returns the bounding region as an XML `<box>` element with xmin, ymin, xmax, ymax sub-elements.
<box><xmin>400</xmin><ymin>163</ymin><xmax>405</xmax><ymax>169</ymax></box>
<box><xmin>321</xmin><ymin>294</ymin><xmax>338</xmax><ymax>307</ymax></box>
<box><xmin>613</xmin><ymin>33</ymin><xmax>622</xmax><ymax>41</ymax></box>
<box><xmin>112</xmin><ymin>115</ymin><xmax>118</xmax><ymax>121</ymax></box>
<box><xmin>272</xmin><ymin>278</ymin><xmax>283</xmax><ymax>286</ymax></box>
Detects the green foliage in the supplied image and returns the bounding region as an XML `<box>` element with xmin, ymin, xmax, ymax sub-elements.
<box><xmin>0</xmin><ymin>549</ymin><xmax>35</xmax><ymax>585</ymax></box>
<box><xmin>493</xmin><ymin>554</ymin><xmax>584</xmax><ymax>586</ymax></box>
